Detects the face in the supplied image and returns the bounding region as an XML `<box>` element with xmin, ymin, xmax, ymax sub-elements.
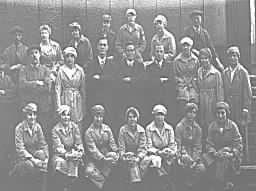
<box><xmin>64</xmin><ymin>53</ymin><xmax>75</xmax><ymax>67</ymax></box>
<box><xmin>97</xmin><ymin>39</ymin><xmax>109</xmax><ymax>55</ymax></box>
<box><xmin>60</xmin><ymin>110</ymin><xmax>71</xmax><ymax>126</ymax></box>
<box><xmin>181</xmin><ymin>43</ymin><xmax>192</xmax><ymax>55</ymax></box>
<box><xmin>126</xmin><ymin>44</ymin><xmax>136</xmax><ymax>60</ymax></box>
<box><xmin>186</xmin><ymin>108</ymin><xmax>197</xmax><ymax>121</ymax></box>
<box><xmin>155</xmin><ymin>45</ymin><xmax>164</xmax><ymax>61</ymax></box>
<box><xmin>200</xmin><ymin>54</ymin><xmax>211</xmax><ymax>69</ymax></box>
<box><xmin>127</xmin><ymin>14</ymin><xmax>136</xmax><ymax>24</ymax></box>
<box><xmin>102</xmin><ymin>20</ymin><xmax>111</xmax><ymax>29</ymax></box>
<box><xmin>15</xmin><ymin>32</ymin><xmax>23</xmax><ymax>42</ymax></box>
<box><xmin>154</xmin><ymin>112</ymin><xmax>165</xmax><ymax>125</ymax></box>
<box><xmin>26</xmin><ymin>111</ymin><xmax>37</xmax><ymax>126</ymax></box>
<box><xmin>127</xmin><ymin>112</ymin><xmax>138</xmax><ymax>127</ymax></box>
<box><xmin>93</xmin><ymin>114</ymin><xmax>104</xmax><ymax>126</ymax></box>
<box><xmin>192</xmin><ymin>15</ymin><xmax>202</xmax><ymax>26</ymax></box>
<box><xmin>227</xmin><ymin>53</ymin><xmax>239</xmax><ymax>68</ymax></box>
<box><xmin>40</xmin><ymin>30</ymin><xmax>50</xmax><ymax>41</ymax></box>
<box><xmin>154</xmin><ymin>20</ymin><xmax>165</xmax><ymax>32</ymax></box>
<box><xmin>71</xmin><ymin>28</ymin><xmax>80</xmax><ymax>39</ymax></box>
<box><xmin>216</xmin><ymin>108</ymin><xmax>227</xmax><ymax>123</ymax></box>
<box><xmin>29</xmin><ymin>49</ymin><xmax>40</xmax><ymax>65</ymax></box>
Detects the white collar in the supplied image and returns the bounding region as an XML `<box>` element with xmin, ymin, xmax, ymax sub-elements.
<box><xmin>98</xmin><ymin>56</ymin><xmax>106</xmax><ymax>64</ymax></box>
<box><xmin>126</xmin><ymin>59</ymin><xmax>135</xmax><ymax>67</ymax></box>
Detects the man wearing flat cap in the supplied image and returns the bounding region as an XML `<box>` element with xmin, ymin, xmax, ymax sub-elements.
<box><xmin>150</xmin><ymin>14</ymin><xmax>176</xmax><ymax>61</ymax></box>
<box><xmin>19</xmin><ymin>45</ymin><xmax>53</xmax><ymax>131</ymax></box>
<box><xmin>115</xmin><ymin>8</ymin><xmax>146</xmax><ymax>63</ymax></box>
<box><xmin>0</xmin><ymin>25</ymin><xmax>28</xmax><ymax>86</ymax></box>
<box><xmin>97</xmin><ymin>14</ymin><xmax>116</xmax><ymax>56</ymax></box>
<box><xmin>183</xmin><ymin>10</ymin><xmax>224</xmax><ymax>72</ymax></box>
<box><xmin>68</xmin><ymin>21</ymin><xmax>93</xmax><ymax>71</ymax></box>
<box><xmin>222</xmin><ymin>46</ymin><xmax>252</xmax><ymax>150</ymax></box>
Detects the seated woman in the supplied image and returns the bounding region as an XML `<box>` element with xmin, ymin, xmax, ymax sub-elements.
<box><xmin>52</xmin><ymin>105</ymin><xmax>84</xmax><ymax>191</ymax></box>
<box><xmin>204</xmin><ymin>101</ymin><xmax>243</xmax><ymax>191</ymax></box>
<box><xmin>12</xmin><ymin>102</ymin><xmax>48</xmax><ymax>191</ymax></box>
<box><xmin>84</xmin><ymin>105</ymin><xmax>119</xmax><ymax>191</ymax></box>
<box><xmin>144</xmin><ymin>104</ymin><xmax>177</xmax><ymax>191</ymax></box>
<box><xmin>175</xmin><ymin>102</ymin><xmax>206</xmax><ymax>191</ymax></box>
<box><xmin>118</xmin><ymin>107</ymin><xmax>147</xmax><ymax>191</ymax></box>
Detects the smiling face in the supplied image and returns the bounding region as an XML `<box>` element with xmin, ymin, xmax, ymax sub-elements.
<box><xmin>155</xmin><ymin>45</ymin><xmax>165</xmax><ymax>61</ymax></box>
<box><xmin>181</xmin><ymin>43</ymin><xmax>192</xmax><ymax>56</ymax></box>
<box><xmin>26</xmin><ymin>111</ymin><xmax>37</xmax><ymax>126</ymax></box>
<box><xmin>14</xmin><ymin>32</ymin><xmax>23</xmax><ymax>42</ymax></box>
<box><xmin>125</xmin><ymin>44</ymin><xmax>136</xmax><ymax>60</ymax></box>
<box><xmin>186</xmin><ymin>108</ymin><xmax>197</xmax><ymax>121</ymax></box>
<box><xmin>127</xmin><ymin>111</ymin><xmax>138</xmax><ymax>127</ymax></box>
<box><xmin>93</xmin><ymin>114</ymin><xmax>104</xmax><ymax>126</ymax></box>
<box><xmin>127</xmin><ymin>14</ymin><xmax>136</xmax><ymax>24</ymax></box>
<box><xmin>200</xmin><ymin>54</ymin><xmax>211</xmax><ymax>69</ymax></box>
<box><xmin>154</xmin><ymin>112</ymin><xmax>165</xmax><ymax>126</ymax></box>
<box><xmin>60</xmin><ymin>110</ymin><xmax>71</xmax><ymax>126</ymax></box>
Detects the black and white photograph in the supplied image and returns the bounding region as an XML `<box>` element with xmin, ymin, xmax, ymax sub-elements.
<box><xmin>0</xmin><ymin>0</ymin><xmax>255</xmax><ymax>191</ymax></box>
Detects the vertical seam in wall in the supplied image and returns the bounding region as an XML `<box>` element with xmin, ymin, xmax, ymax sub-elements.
<box><xmin>155</xmin><ymin>0</ymin><xmax>158</xmax><ymax>16</ymax></box>
<box><xmin>109</xmin><ymin>0</ymin><xmax>112</xmax><ymax>14</ymax></box>
<box><xmin>85</xmin><ymin>0</ymin><xmax>88</xmax><ymax>30</ymax></box>
<box><xmin>203</xmin><ymin>0</ymin><xmax>205</xmax><ymax>28</ymax></box>
<box><xmin>179</xmin><ymin>0</ymin><xmax>182</xmax><ymax>36</ymax></box>
<box><xmin>37</xmin><ymin>0</ymin><xmax>41</xmax><ymax>27</ymax></box>
<box><xmin>61</xmin><ymin>0</ymin><xmax>64</xmax><ymax>45</ymax></box>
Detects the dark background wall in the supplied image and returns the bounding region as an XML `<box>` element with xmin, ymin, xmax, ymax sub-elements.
<box><xmin>0</xmin><ymin>0</ymin><xmax>251</xmax><ymax>68</ymax></box>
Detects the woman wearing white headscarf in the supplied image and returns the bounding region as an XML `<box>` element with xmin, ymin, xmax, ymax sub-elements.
<box><xmin>55</xmin><ymin>47</ymin><xmax>86</xmax><ymax>127</ymax></box>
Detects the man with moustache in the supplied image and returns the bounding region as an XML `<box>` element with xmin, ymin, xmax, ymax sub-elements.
<box><xmin>68</xmin><ymin>21</ymin><xmax>93</xmax><ymax>71</ymax></box>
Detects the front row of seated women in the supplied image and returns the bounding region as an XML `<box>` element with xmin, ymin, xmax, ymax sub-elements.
<box><xmin>12</xmin><ymin>101</ymin><xmax>243</xmax><ymax>191</ymax></box>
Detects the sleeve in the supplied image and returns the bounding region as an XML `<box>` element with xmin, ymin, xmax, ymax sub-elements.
<box><xmin>166</xmin><ymin>34</ymin><xmax>176</xmax><ymax>59</ymax></box>
<box><xmin>192</xmin><ymin>126</ymin><xmax>202</xmax><ymax>160</ymax></box>
<box><xmin>137</xmin><ymin>26</ymin><xmax>146</xmax><ymax>53</ymax></box>
<box><xmin>37</xmin><ymin>125</ymin><xmax>49</xmax><ymax>160</ymax></box>
<box><xmin>52</xmin><ymin>126</ymin><xmax>66</xmax><ymax>156</ymax></box>
<box><xmin>1</xmin><ymin>47</ymin><xmax>11</xmax><ymax>68</ymax></box>
<box><xmin>231</xmin><ymin>123</ymin><xmax>243</xmax><ymax>157</ymax></box>
<box><xmin>145</xmin><ymin>126</ymin><xmax>158</xmax><ymax>153</ymax></box>
<box><xmin>19</xmin><ymin>67</ymin><xmax>37</xmax><ymax>88</ymax></box>
<box><xmin>73</xmin><ymin>124</ymin><xmax>84</xmax><ymax>153</ymax></box>
<box><xmin>79</xmin><ymin>68</ymin><xmax>87</xmax><ymax>116</ymax></box>
<box><xmin>55</xmin><ymin>70</ymin><xmax>62</xmax><ymax>108</ymax></box>
<box><xmin>115</xmin><ymin>29</ymin><xmax>124</xmax><ymax>55</ymax></box>
<box><xmin>137</xmin><ymin>130</ymin><xmax>147</xmax><ymax>159</ymax></box>
<box><xmin>168</xmin><ymin>127</ymin><xmax>177</xmax><ymax>153</ymax></box>
<box><xmin>56</xmin><ymin>44</ymin><xmax>64</xmax><ymax>66</ymax></box>
<box><xmin>84</xmin><ymin>40</ymin><xmax>94</xmax><ymax>70</ymax></box>
<box><xmin>4</xmin><ymin>75</ymin><xmax>15</xmax><ymax>96</ymax></box>
<box><xmin>15</xmin><ymin>124</ymin><xmax>33</xmax><ymax>159</ymax></box>
<box><xmin>150</xmin><ymin>38</ymin><xmax>155</xmax><ymax>59</ymax></box>
<box><xmin>84</xmin><ymin>129</ymin><xmax>105</xmax><ymax>160</ymax></box>
<box><xmin>205</xmin><ymin>123</ymin><xmax>217</xmax><ymax>155</ymax></box>
<box><xmin>216</xmin><ymin>71</ymin><xmax>224</xmax><ymax>102</ymax></box>
<box><xmin>205</xmin><ymin>30</ymin><xmax>218</xmax><ymax>59</ymax></box>
<box><xmin>108</xmin><ymin>128</ymin><xmax>118</xmax><ymax>152</ymax></box>
<box><xmin>242</xmin><ymin>70</ymin><xmax>252</xmax><ymax>112</ymax></box>
<box><xmin>173</xmin><ymin>59</ymin><xmax>185</xmax><ymax>89</ymax></box>
<box><xmin>118</xmin><ymin>127</ymin><xmax>126</xmax><ymax>158</ymax></box>
<box><xmin>175</xmin><ymin>124</ymin><xmax>183</xmax><ymax>152</ymax></box>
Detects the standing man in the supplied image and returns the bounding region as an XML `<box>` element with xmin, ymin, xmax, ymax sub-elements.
<box><xmin>115</xmin><ymin>8</ymin><xmax>146</xmax><ymax>63</ymax></box>
<box><xmin>150</xmin><ymin>15</ymin><xmax>176</xmax><ymax>61</ymax></box>
<box><xmin>68</xmin><ymin>21</ymin><xmax>93</xmax><ymax>71</ymax></box>
<box><xmin>97</xmin><ymin>14</ymin><xmax>116</xmax><ymax>56</ymax></box>
<box><xmin>183</xmin><ymin>10</ymin><xmax>224</xmax><ymax>72</ymax></box>
<box><xmin>1</xmin><ymin>26</ymin><xmax>28</xmax><ymax>86</ymax></box>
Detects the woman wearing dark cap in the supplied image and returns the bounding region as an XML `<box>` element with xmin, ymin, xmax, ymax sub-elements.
<box><xmin>198</xmin><ymin>48</ymin><xmax>224</xmax><ymax>141</ymax></box>
<box><xmin>84</xmin><ymin>105</ymin><xmax>119</xmax><ymax>191</ymax></box>
<box><xmin>11</xmin><ymin>102</ymin><xmax>48</xmax><ymax>191</ymax></box>
<box><xmin>52</xmin><ymin>105</ymin><xmax>84</xmax><ymax>191</ymax></box>
<box><xmin>1</xmin><ymin>25</ymin><xmax>28</xmax><ymax>85</ymax></box>
<box><xmin>144</xmin><ymin>104</ymin><xmax>177</xmax><ymax>191</ymax></box>
<box><xmin>204</xmin><ymin>101</ymin><xmax>243</xmax><ymax>191</ymax></box>
<box><xmin>118</xmin><ymin>107</ymin><xmax>147</xmax><ymax>191</ymax></box>
<box><xmin>175</xmin><ymin>102</ymin><xmax>206</xmax><ymax>191</ymax></box>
